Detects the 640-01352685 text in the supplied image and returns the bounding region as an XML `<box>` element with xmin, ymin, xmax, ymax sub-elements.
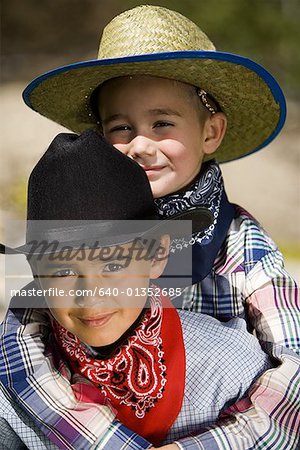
<box><xmin>10</xmin><ymin>287</ymin><xmax>183</xmax><ymax>298</ymax></box>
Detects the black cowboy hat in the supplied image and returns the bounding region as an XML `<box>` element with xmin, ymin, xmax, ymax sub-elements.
<box><xmin>0</xmin><ymin>129</ymin><xmax>213</xmax><ymax>256</ymax></box>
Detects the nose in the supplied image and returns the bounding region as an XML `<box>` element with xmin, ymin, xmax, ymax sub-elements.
<box><xmin>127</xmin><ymin>135</ymin><xmax>158</xmax><ymax>163</ymax></box>
<box><xmin>74</xmin><ymin>274</ymin><xmax>105</xmax><ymax>308</ymax></box>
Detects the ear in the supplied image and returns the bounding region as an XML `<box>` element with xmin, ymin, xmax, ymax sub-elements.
<box><xmin>202</xmin><ymin>112</ymin><xmax>227</xmax><ymax>156</ymax></box>
<box><xmin>149</xmin><ymin>234</ymin><xmax>170</xmax><ymax>279</ymax></box>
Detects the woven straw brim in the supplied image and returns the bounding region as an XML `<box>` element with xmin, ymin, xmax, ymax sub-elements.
<box><xmin>23</xmin><ymin>51</ymin><xmax>286</xmax><ymax>163</ymax></box>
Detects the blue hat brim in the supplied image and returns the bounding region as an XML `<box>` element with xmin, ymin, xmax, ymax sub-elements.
<box><xmin>23</xmin><ymin>50</ymin><xmax>286</xmax><ymax>163</ymax></box>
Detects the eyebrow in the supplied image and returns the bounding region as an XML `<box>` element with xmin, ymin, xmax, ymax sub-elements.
<box><xmin>101</xmin><ymin>114</ymin><xmax>125</xmax><ymax>125</ymax></box>
<box><xmin>102</xmin><ymin>108</ymin><xmax>182</xmax><ymax>125</ymax></box>
<box><xmin>148</xmin><ymin>108</ymin><xmax>182</xmax><ymax>117</ymax></box>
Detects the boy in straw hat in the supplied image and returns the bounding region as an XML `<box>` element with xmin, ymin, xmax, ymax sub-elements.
<box><xmin>0</xmin><ymin>129</ymin><xmax>273</xmax><ymax>449</ymax></box>
<box><xmin>2</xmin><ymin>4</ymin><xmax>299</xmax><ymax>449</ymax></box>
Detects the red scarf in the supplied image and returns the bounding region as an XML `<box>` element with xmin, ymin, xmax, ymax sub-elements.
<box><xmin>51</xmin><ymin>291</ymin><xmax>185</xmax><ymax>445</ymax></box>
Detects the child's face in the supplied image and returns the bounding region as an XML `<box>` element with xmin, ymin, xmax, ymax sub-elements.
<box><xmin>33</xmin><ymin>237</ymin><xmax>169</xmax><ymax>347</ymax></box>
<box><xmin>97</xmin><ymin>76</ymin><xmax>214</xmax><ymax>197</ymax></box>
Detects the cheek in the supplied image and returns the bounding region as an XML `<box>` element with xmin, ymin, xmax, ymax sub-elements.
<box><xmin>49</xmin><ymin>307</ymin><xmax>72</xmax><ymax>329</ymax></box>
<box><xmin>171</xmin><ymin>136</ymin><xmax>203</xmax><ymax>167</ymax></box>
<box><xmin>43</xmin><ymin>281</ymin><xmax>76</xmax><ymax>309</ymax></box>
<box><xmin>121</xmin><ymin>308</ymin><xmax>144</xmax><ymax>328</ymax></box>
<box><xmin>162</xmin><ymin>141</ymin><xmax>199</xmax><ymax>174</ymax></box>
<box><xmin>159</xmin><ymin>139</ymin><xmax>187</xmax><ymax>159</ymax></box>
<box><xmin>161</xmin><ymin>132</ymin><xmax>201</xmax><ymax>158</ymax></box>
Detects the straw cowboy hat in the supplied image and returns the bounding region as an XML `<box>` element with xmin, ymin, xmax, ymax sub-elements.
<box><xmin>23</xmin><ymin>5</ymin><xmax>286</xmax><ymax>163</ymax></box>
<box><xmin>0</xmin><ymin>129</ymin><xmax>212</xmax><ymax>256</ymax></box>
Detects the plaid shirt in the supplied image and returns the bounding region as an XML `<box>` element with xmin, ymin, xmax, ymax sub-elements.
<box><xmin>0</xmin><ymin>305</ymin><xmax>274</xmax><ymax>449</ymax></box>
<box><xmin>0</xmin><ymin>206</ymin><xmax>299</xmax><ymax>449</ymax></box>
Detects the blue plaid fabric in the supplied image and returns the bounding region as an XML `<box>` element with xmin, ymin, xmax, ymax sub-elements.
<box><xmin>0</xmin><ymin>309</ymin><xmax>272</xmax><ymax>449</ymax></box>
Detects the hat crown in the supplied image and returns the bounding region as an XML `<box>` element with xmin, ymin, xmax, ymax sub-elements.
<box><xmin>27</xmin><ymin>130</ymin><xmax>157</xmax><ymax>221</ymax></box>
<box><xmin>1</xmin><ymin>129</ymin><xmax>214</xmax><ymax>255</ymax></box>
<box><xmin>98</xmin><ymin>5</ymin><xmax>215</xmax><ymax>59</ymax></box>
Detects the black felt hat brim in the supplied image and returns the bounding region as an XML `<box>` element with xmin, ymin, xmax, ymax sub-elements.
<box><xmin>0</xmin><ymin>208</ymin><xmax>213</xmax><ymax>256</ymax></box>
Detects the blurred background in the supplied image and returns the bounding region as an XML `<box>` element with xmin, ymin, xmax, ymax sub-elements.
<box><xmin>1</xmin><ymin>0</ymin><xmax>299</xmax><ymax>316</ymax></box>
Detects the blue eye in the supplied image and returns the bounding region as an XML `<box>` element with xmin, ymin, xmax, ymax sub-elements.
<box><xmin>52</xmin><ymin>269</ymin><xmax>76</xmax><ymax>278</ymax></box>
<box><xmin>103</xmin><ymin>263</ymin><xmax>125</xmax><ymax>273</ymax></box>
<box><xmin>110</xmin><ymin>125</ymin><xmax>131</xmax><ymax>133</ymax></box>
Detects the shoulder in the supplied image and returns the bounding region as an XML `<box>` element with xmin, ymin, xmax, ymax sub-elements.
<box><xmin>230</xmin><ymin>205</ymin><xmax>277</xmax><ymax>252</ymax></box>
<box><xmin>214</xmin><ymin>204</ymin><xmax>285</xmax><ymax>275</ymax></box>
<box><xmin>177</xmin><ymin>311</ymin><xmax>271</xmax><ymax>408</ymax></box>
<box><xmin>178</xmin><ymin>309</ymin><xmax>260</xmax><ymax>354</ymax></box>
<box><xmin>178</xmin><ymin>309</ymin><xmax>271</xmax><ymax>376</ymax></box>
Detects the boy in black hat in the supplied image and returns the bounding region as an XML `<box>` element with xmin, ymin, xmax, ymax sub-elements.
<box><xmin>0</xmin><ymin>130</ymin><xmax>272</xmax><ymax>450</ymax></box>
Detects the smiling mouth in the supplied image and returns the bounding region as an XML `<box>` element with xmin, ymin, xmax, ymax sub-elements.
<box><xmin>141</xmin><ymin>166</ymin><xmax>166</xmax><ymax>177</ymax></box>
<box><xmin>79</xmin><ymin>313</ymin><xmax>115</xmax><ymax>328</ymax></box>
<box><xmin>143</xmin><ymin>166</ymin><xmax>164</xmax><ymax>171</ymax></box>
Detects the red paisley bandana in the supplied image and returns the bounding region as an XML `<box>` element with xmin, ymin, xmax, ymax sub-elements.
<box><xmin>51</xmin><ymin>290</ymin><xmax>185</xmax><ymax>445</ymax></box>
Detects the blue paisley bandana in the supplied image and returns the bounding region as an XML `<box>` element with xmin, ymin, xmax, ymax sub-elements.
<box><xmin>154</xmin><ymin>160</ymin><xmax>223</xmax><ymax>252</ymax></box>
<box><xmin>154</xmin><ymin>160</ymin><xmax>235</xmax><ymax>284</ymax></box>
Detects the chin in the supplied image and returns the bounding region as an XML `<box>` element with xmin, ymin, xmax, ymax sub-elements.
<box><xmin>151</xmin><ymin>184</ymin><xmax>171</xmax><ymax>198</ymax></box>
<box><xmin>84</xmin><ymin>333</ymin><xmax>121</xmax><ymax>348</ymax></box>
